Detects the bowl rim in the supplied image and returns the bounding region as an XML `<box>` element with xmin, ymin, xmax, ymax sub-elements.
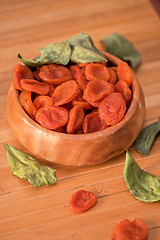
<box><xmin>9</xmin><ymin>51</ymin><xmax>139</xmax><ymax>141</ymax></box>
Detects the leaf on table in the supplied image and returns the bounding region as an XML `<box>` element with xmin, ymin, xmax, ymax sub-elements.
<box><xmin>135</xmin><ymin>118</ymin><xmax>160</xmax><ymax>156</ymax></box>
<box><xmin>18</xmin><ymin>40</ymin><xmax>71</xmax><ymax>67</ymax></box>
<box><xmin>101</xmin><ymin>33</ymin><xmax>141</xmax><ymax>69</ymax></box>
<box><xmin>4</xmin><ymin>144</ymin><xmax>57</xmax><ymax>188</ymax></box>
<box><xmin>69</xmin><ymin>32</ymin><xmax>107</xmax><ymax>63</ymax></box>
<box><xmin>123</xmin><ymin>151</ymin><xmax>160</xmax><ymax>202</ymax></box>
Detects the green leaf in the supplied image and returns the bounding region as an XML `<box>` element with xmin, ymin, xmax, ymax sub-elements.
<box><xmin>69</xmin><ymin>32</ymin><xmax>107</xmax><ymax>63</ymax></box>
<box><xmin>123</xmin><ymin>151</ymin><xmax>160</xmax><ymax>202</ymax></box>
<box><xmin>135</xmin><ymin>118</ymin><xmax>160</xmax><ymax>156</ymax></box>
<box><xmin>18</xmin><ymin>40</ymin><xmax>71</xmax><ymax>67</ymax></box>
<box><xmin>101</xmin><ymin>33</ymin><xmax>141</xmax><ymax>69</ymax></box>
<box><xmin>18</xmin><ymin>54</ymin><xmax>40</xmax><ymax>68</ymax></box>
<box><xmin>70</xmin><ymin>45</ymin><xmax>107</xmax><ymax>63</ymax></box>
<box><xmin>18</xmin><ymin>33</ymin><xmax>107</xmax><ymax>66</ymax></box>
<box><xmin>4</xmin><ymin>144</ymin><xmax>57</xmax><ymax>188</ymax></box>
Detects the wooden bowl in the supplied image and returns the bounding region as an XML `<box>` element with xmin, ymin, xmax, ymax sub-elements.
<box><xmin>7</xmin><ymin>52</ymin><xmax>145</xmax><ymax>166</ymax></box>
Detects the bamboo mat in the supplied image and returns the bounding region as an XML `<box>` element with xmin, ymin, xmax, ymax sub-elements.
<box><xmin>0</xmin><ymin>0</ymin><xmax>160</xmax><ymax>239</ymax></box>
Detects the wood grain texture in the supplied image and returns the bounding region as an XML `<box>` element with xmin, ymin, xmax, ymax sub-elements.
<box><xmin>0</xmin><ymin>0</ymin><xmax>160</xmax><ymax>239</ymax></box>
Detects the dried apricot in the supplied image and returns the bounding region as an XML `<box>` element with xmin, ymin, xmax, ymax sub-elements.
<box><xmin>33</xmin><ymin>67</ymin><xmax>42</xmax><ymax>81</ymax></box>
<box><xmin>69</xmin><ymin>65</ymin><xmax>82</xmax><ymax>81</ymax></box>
<box><xmin>36</xmin><ymin>106</ymin><xmax>68</xmax><ymax>130</ymax></box>
<box><xmin>67</xmin><ymin>105</ymin><xmax>84</xmax><ymax>134</ymax></box>
<box><xmin>83</xmin><ymin>79</ymin><xmax>114</xmax><ymax>107</ymax></box>
<box><xmin>33</xmin><ymin>95</ymin><xmax>53</xmax><ymax>110</ymax></box>
<box><xmin>12</xmin><ymin>64</ymin><xmax>33</xmax><ymax>91</ymax></box>
<box><xmin>70</xmin><ymin>190</ymin><xmax>97</xmax><ymax>213</ymax></box>
<box><xmin>69</xmin><ymin>65</ymin><xmax>88</xmax><ymax>91</ymax></box>
<box><xmin>114</xmin><ymin>80</ymin><xmax>132</xmax><ymax>103</ymax></box>
<box><xmin>85</xmin><ymin>63</ymin><xmax>110</xmax><ymax>82</ymax></box>
<box><xmin>108</xmin><ymin>67</ymin><xmax>117</xmax><ymax>85</ymax></box>
<box><xmin>98</xmin><ymin>92</ymin><xmax>126</xmax><ymax>125</ymax></box>
<box><xmin>19</xmin><ymin>90</ymin><xmax>37</xmax><ymax>120</ymax></box>
<box><xmin>52</xmin><ymin>80</ymin><xmax>79</xmax><ymax>106</ymax></box>
<box><xmin>111</xmin><ymin>218</ymin><xmax>148</xmax><ymax>240</ymax></box>
<box><xmin>72</xmin><ymin>90</ymin><xmax>93</xmax><ymax>110</ymax></box>
<box><xmin>83</xmin><ymin>111</ymin><xmax>108</xmax><ymax>133</ymax></box>
<box><xmin>46</xmin><ymin>84</ymin><xmax>55</xmax><ymax>97</ymax></box>
<box><xmin>20</xmin><ymin>79</ymin><xmax>50</xmax><ymax>95</ymax></box>
<box><xmin>39</xmin><ymin>64</ymin><xmax>72</xmax><ymax>85</ymax></box>
<box><xmin>117</xmin><ymin>62</ymin><xmax>133</xmax><ymax>86</ymax></box>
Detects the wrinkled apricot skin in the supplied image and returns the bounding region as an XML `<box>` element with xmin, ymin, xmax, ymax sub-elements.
<box><xmin>12</xmin><ymin>64</ymin><xmax>33</xmax><ymax>91</ymax></box>
<box><xmin>32</xmin><ymin>67</ymin><xmax>42</xmax><ymax>81</ymax></box>
<box><xmin>72</xmin><ymin>90</ymin><xmax>93</xmax><ymax>110</ymax></box>
<box><xmin>108</xmin><ymin>68</ymin><xmax>117</xmax><ymax>85</ymax></box>
<box><xmin>67</xmin><ymin>105</ymin><xmax>84</xmax><ymax>134</ymax></box>
<box><xmin>19</xmin><ymin>90</ymin><xmax>37</xmax><ymax>120</ymax></box>
<box><xmin>69</xmin><ymin>65</ymin><xmax>88</xmax><ymax>91</ymax></box>
<box><xmin>83</xmin><ymin>79</ymin><xmax>114</xmax><ymax>107</ymax></box>
<box><xmin>85</xmin><ymin>63</ymin><xmax>110</xmax><ymax>82</ymax></box>
<box><xmin>52</xmin><ymin>80</ymin><xmax>79</xmax><ymax>106</ymax></box>
<box><xmin>46</xmin><ymin>84</ymin><xmax>55</xmax><ymax>97</ymax></box>
<box><xmin>117</xmin><ymin>62</ymin><xmax>133</xmax><ymax>87</ymax></box>
<box><xmin>111</xmin><ymin>218</ymin><xmax>148</xmax><ymax>240</ymax></box>
<box><xmin>35</xmin><ymin>106</ymin><xmax>68</xmax><ymax>130</ymax></box>
<box><xmin>114</xmin><ymin>80</ymin><xmax>132</xmax><ymax>103</ymax></box>
<box><xmin>20</xmin><ymin>79</ymin><xmax>50</xmax><ymax>95</ymax></box>
<box><xmin>83</xmin><ymin>112</ymin><xmax>108</xmax><ymax>133</ymax></box>
<box><xmin>70</xmin><ymin>190</ymin><xmax>97</xmax><ymax>213</ymax></box>
<box><xmin>33</xmin><ymin>95</ymin><xmax>53</xmax><ymax>110</ymax></box>
<box><xmin>39</xmin><ymin>64</ymin><xmax>72</xmax><ymax>85</ymax></box>
<box><xmin>69</xmin><ymin>65</ymin><xmax>82</xmax><ymax>81</ymax></box>
<box><xmin>98</xmin><ymin>92</ymin><xmax>126</xmax><ymax>125</ymax></box>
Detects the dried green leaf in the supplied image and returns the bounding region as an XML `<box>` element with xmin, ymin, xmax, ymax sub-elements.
<box><xmin>123</xmin><ymin>151</ymin><xmax>160</xmax><ymax>202</ymax></box>
<box><xmin>18</xmin><ymin>33</ymin><xmax>107</xmax><ymax>66</ymax></box>
<box><xmin>70</xmin><ymin>45</ymin><xmax>107</xmax><ymax>63</ymax></box>
<box><xmin>4</xmin><ymin>144</ymin><xmax>57</xmax><ymax>188</ymax></box>
<box><xmin>135</xmin><ymin>118</ymin><xmax>160</xmax><ymax>156</ymax></box>
<box><xmin>17</xmin><ymin>54</ymin><xmax>40</xmax><ymax>68</ymax></box>
<box><xmin>101</xmin><ymin>33</ymin><xmax>141</xmax><ymax>69</ymax></box>
<box><xmin>69</xmin><ymin>32</ymin><xmax>107</xmax><ymax>63</ymax></box>
<box><xmin>18</xmin><ymin>40</ymin><xmax>71</xmax><ymax>67</ymax></box>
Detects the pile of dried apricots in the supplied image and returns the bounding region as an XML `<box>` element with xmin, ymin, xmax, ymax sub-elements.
<box><xmin>12</xmin><ymin>60</ymin><xmax>133</xmax><ymax>134</ymax></box>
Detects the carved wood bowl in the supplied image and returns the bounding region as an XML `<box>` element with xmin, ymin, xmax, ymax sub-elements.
<box><xmin>7</xmin><ymin>52</ymin><xmax>145</xmax><ymax>166</ymax></box>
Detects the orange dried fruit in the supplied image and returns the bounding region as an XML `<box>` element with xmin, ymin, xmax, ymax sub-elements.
<box><xmin>72</xmin><ymin>90</ymin><xmax>93</xmax><ymax>110</ymax></box>
<box><xmin>19</xmin><ymin>90</ymin><xmax>37</xmax><ymax>120</ymax></box>
<box><xmin>114</xmin><ymin>80</ymin><xmax>132</xmax><ymax>103</ymax></box>
<box><xmin>39</xmin><ymin>64</ymin><xmax>72</xmax><ymax>85</ymax></box>
<box><xmin>111</xmin><ymin>218</ymin><xmax>148</xmax><ymax>240</ymax></box>
<box><xmin>70</xmin><ymin>190</ymin><xmax>97</xmax><ymax>213</ymax></box>
<box><xmin>83</xmin><ymin>79</ymin><xmax>114</xmax><ymax>107</ymax></box>
<box><xmin>33</xmin><ymin>95</ymin><xmax>53</xmax><ymax>110</ymax></box>
<box><xmin>98</xmin><ymin>92</ymin><xmax>126</xmax><ymax>125</ymax></box>
<box><xmin>12</xmin><ymin>64</ymin><xmax>33</xmax><ymax>91</ymax></box>
<box><xmin>35</xmin><ymin>106</ymin><xmax>68</xmax><ymax>130</ymax></box>
<box><xmin>83</xmin><ymin>111</ymin><xmax>108</xmax><ymax>133</ymax></box>
<box><xmin>117</xmin><ymin>62</ymin><xmax>133</xmax><ymax>87</ymax></box>
<box><xmin>52</xmin><ymin>80</ymin><xmax>79</xmax><ymax>106</ymax></box>
<box><xmin>108</xmin><ymin>67</ymin><xmax>117</xmax><ymax>85</ymax></box>
<box><xmin>67</xmin><ymin>105</ymin><xmax>85</xmax><ymax>134</ymax></box>
<box><xmin>85</xmin><ymin>63</ymin><xmax>110</xmax><ymax>82</ymax></box>
<box><xmin>20</xmin><ymin>79</ymin><xmax>50</xmax><ymax>95</ymax></box>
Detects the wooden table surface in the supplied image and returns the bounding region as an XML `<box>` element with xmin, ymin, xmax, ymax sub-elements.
<box><xmin>1</xmin><ymin>0</ymin><xmax>160</xmax><ymax>239</ymax></box>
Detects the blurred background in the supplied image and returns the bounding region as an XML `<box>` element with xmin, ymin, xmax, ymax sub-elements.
<box><xmin>1</xmin><ymin>0</ymin><xmax>159</xmax><ymax>72</ymax></box>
